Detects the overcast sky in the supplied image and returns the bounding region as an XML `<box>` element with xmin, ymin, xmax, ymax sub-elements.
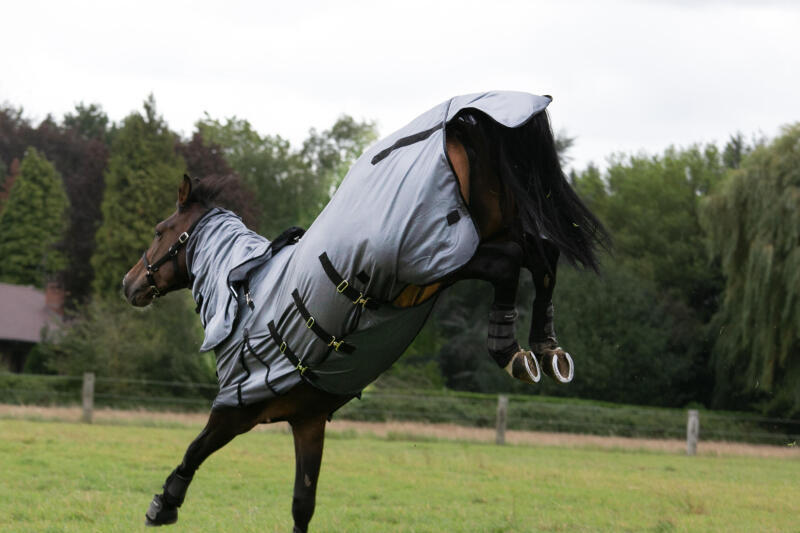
<box><xmin>2</xmin><ymin>0</ymin><xmax>798</xmax><ymax>172</ymax></box>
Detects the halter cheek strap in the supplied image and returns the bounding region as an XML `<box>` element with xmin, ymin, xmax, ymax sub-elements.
<box><xmin>143</xmin><ymin>231</ymin><xmax>189</xmax><ymax>298</ymax></box>
<box><xmin>142</xmin><ymin>209</ymin><xmax>213</xmax><ymax>299</ymax></box>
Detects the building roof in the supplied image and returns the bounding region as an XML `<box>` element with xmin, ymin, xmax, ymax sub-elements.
<box><xmin>0</xmin><ymin>282</ymin><xmax>58</xmax><ymax>343</ymax></box>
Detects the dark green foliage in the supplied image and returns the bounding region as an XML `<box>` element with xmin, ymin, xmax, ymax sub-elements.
<box><xmin>0</xmin><ymin>103</ymin><xmax>110</xmax><ymax>305</ymax></box>
<box><xmin>703</xmin><ymin>124</ymin><xmax>800</xmax><ymax>416</ymax></box>
<box><xmin>63</xmin><ymin>102</ymin><xmax>109</xmax><ymax>142</ymax></box>
<box><xmin>91</xmin><ymin>96</ymin><xmax>186</xmax><ymax>297</ymax></box>
<box><xmin>177</xmin><ymin>132</ymin><xmax>258</xmax><ymax>229</ymax></box>
<box><xmin>597</xmin><ymin>146</ymin><xmax>726</xmax><ymax>315</ymax></box>
<box><xmin>196</xmin><ymin>114</ymin><xmax>377</xmax><ymax>237</ymax></box>
<box><xmin>547</xmin><ymin>263</ymin><xmax>707</xmax><ymax>406</ymax></box>
<box><xmin>37</xmin><ymin>293</ymin><xmax>215</xmax><ymax>387</ymax></box>
<box><xmin>0</xmin><ymin>148</ymin><xmax>69</xmax><ymax>287</ymax></box>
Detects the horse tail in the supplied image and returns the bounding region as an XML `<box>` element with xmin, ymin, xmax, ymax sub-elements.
<box><xmin>450</xmin><ymin>109</ymin><xmax>611</xmax><ymax>272</ymax></box>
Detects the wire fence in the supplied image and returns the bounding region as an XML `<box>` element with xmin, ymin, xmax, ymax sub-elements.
<box><xmin>1</xmin><ymin>371</ymin><xmax>798</xmax><ymax>447</ymax></box>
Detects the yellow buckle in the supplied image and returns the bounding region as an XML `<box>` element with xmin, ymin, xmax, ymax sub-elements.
<box><xmin>305</xmin><ymin>316</ymin><xmax>315</xmax><ymax>329</ymax></box>
<box><xmin>337</xmin><ymin>280</ymin><xmax>349</xmax><ymax>293</ymax></box>
<box><xmin>354</xmin><ymin>296</ymin><xmax>370</xmax><ymax>309</ymax></box>
<box><xmin>328</xmin><ymin>337</ymin><xmax>344</xmax><ymax>351</ymax></box>
<box><xmin>279</xmin><ymin>342</ymin><xmax>287</xmax><ymax>353</ymax></box>
<box><xmin>296</xmin><ymin>363</ymin><xmax>308</xmax><ymax>375</ymax></box>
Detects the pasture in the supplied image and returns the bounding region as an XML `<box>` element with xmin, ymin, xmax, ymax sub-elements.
<box><xmin>1</xmin><ymin>418</ymin><xmax>798</xmax><ymax>533</ymax></box>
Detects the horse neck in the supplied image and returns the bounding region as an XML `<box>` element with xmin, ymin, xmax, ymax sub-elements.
<box><xmin>187</xmin><ymin>210</ymin><xmax>251</xmax><ymax>296</ymax></box>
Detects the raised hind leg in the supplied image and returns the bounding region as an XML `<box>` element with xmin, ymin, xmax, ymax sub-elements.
<box><xmin>145</xmin><ymin>406</ymin><xmax>259</xmax><ymax>526</ymax></box>
<box><xmin>289</xmin><ymin>413</ymin><xmax>327</xmax><ymax>533</ymax></box>
<box><xmin>525</xmin><ymin>240</ymin><xmax>573</xmax><ymax>382</ymax></box>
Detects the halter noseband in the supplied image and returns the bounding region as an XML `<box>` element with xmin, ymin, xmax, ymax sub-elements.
<box><xmin>142</xmin><ymin>209</ymin><xmax>210</xmax><ymax>299</ymax></box>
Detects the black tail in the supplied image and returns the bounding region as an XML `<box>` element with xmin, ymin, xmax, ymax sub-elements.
<box><xmin>450</xmin><ymin>109</ymin><xmax>610</xmax><ymax>272</ymax></box>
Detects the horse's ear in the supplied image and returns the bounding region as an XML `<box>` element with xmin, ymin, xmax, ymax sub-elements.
<box><xmin>178</xmin><ymin>174</ymin><xmax>193</xmax><ymax>206</ymax></box>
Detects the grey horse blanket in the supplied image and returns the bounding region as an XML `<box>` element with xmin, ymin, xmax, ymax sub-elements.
<box><xmin>187</xmin><ymin>91</ymin><xmax>552</xmax><ymax>408</ymax></box>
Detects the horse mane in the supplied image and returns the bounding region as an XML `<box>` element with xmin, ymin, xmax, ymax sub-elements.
<box><xmin>181</xmin><ymin>174</ymin><xmax>259</xmax><ymax>229</ymax></box>
<box><xmin>448</xmin><ymin>109</ymin><xmax>611</xmax><ymax>272</ymax></box>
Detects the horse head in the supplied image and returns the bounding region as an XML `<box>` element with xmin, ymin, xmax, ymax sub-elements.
<box><xmin>123</xmin><ymin>175</ymin><xmax>207</xmax><ymax>306</ymax></box>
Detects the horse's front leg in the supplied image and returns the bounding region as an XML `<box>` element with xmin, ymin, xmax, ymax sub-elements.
<box><xmin>525</xmin><ymin>240</ymin><xmax>573</xmax><ymax>383</ymax></box>
<box><xmin>145</xmin><ymin>407</ymin><xmax>258</xmax><ymax>526</ymax></box>
<box><xmin>288</xmin><ymin>413</ymin><xmax>327</xmax><ymax>533</ymax></box>
<box><xmin>454</xmin><ymin>242</ymin><xmax>543</xmax><ymax>384</ymax></box>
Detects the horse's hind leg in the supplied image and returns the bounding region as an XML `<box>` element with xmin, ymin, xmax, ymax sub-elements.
<box><xmin>289</xmin><ymin>413</ymin><xmax>327</xmax><ymax>533</ymax></box>
<box><xmin>145</xmin><ymin>407</ymin><xmax>258</xmax><ymax>526</ymax></box>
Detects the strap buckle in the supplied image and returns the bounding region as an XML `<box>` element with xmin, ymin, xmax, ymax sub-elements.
<box><xmin>178</xmin><ymin>231</ymin><xmax>189</xmax><ymax>244</ymax></box>
<box><xmin>328</xmin><ymin>337</ymin><xmax>344</xmax><ymax>351</ymax></box>
<box><xmin>305</xmin><ymin>316</ymin><xmax>315</xmax><ymax>329</ymax></box>
<box><xmin>296</xmin><ymin>363</ymin><xmax>308</xmax><ymax>375</ymax></box>
<box><xmin>336</xmin><ymin>280</ymin><xmax>349</xmax><ymax>293</ymax></box>
<box><xmin>353</xmin><ymin>293</ymin><xmax>370</xmax><ymax>309</ymax></box>
<box><xmin>279</xmin><ymin>342</ymin><xmax>287</xmax><ymax>353</ymax></box>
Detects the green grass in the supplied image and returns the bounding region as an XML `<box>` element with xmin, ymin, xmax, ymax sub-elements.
<box><xmin>1</xmin><ymin>419</ymin><xmax>799</xmax><ymax>532</ymax></box>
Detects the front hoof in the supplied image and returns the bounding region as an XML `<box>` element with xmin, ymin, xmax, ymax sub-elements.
<box><xmin>539</xmin><ymin>350</ymin><xmax>574</xmax><ymax>383</ymax></box>
<box><xmin>505</xmin><ymin>350</ymin><xmax>542</xmax><ymax>384</ymax></box>
<box><xmin>145</xmin><ymin>494</ymin><xmax>178</xmax><ymax>526</ymax></box>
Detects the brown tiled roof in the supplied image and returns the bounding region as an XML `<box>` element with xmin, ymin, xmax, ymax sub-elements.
<box><xmin>0</xmin><ymin>282</ymin><xmax>57</xmax><ymax>343</ymax></box>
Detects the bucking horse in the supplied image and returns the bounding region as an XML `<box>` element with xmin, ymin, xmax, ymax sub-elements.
<box><xmin>122</xmin><ymin>91</ymin><xmax>609</xmax><ymax>531</ymax></box>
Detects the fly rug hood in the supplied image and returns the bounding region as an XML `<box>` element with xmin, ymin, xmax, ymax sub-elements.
<box><xmin>124</xmin><ymin>91</ymin><xmax>609</xmax><ymax>532</ymax></box>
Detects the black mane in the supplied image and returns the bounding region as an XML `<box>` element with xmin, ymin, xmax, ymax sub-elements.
<box><xmin>182</xmin><ymin>174</ymin><xmax>259</xmax><ymax>229</ymax></box>
<box><xmin>448</xmin><ymin>109</ymin><xmax>611</xmax><ymax>272</ymax></box>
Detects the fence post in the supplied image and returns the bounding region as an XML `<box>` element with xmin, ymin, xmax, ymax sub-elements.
<box><xmin>686</xmin><ymin>409</ymin><xmax>699</xmax><ymax>456</ymax></box>
<box><xmin>82</xmin><ymin>372</ymin><xmax>95</xmax><ymax>424</ymax></box>
<box><xmin>496</xmin><ymin>395</ymin><xmax>509</xmax><ymax>445</ymax></box>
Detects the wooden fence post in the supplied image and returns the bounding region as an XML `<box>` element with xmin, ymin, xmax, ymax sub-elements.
<box><xmin>82</xmin><ymin>372</ymin><xmax>95</xmax><ymax>424</ymax></box>
<box><xmin>686</xmin><ymin>409</ymin><xmax>699</xmax><ymax>456</ymax></box>
<box><xmin>496</xmin><ymin>395</ymin><xmax>509</xmax><ymax>445</ymax></box>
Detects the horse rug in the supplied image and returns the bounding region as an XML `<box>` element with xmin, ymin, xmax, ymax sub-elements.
<box><xmin>186</xmin><ymin>91</ymin><xmax>553</xmax><ymax>408</ymax></box>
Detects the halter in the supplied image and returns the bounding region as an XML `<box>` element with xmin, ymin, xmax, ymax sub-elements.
<box><xmin>142</xmin><ymin>210</ymin><xmax>210</xmax><ymax>299</ymax></box>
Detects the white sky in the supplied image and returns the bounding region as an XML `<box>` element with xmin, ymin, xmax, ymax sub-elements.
<box><xmin>1</xmin><ymin>0</ymin><xmax>798</xmax><ymax>172</ymax></box>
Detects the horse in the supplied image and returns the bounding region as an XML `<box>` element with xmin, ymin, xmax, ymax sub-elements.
<box><xmin>122</xmin><ymin>91</ymin><xmax>608</xmax><ymax>531</ymax></box>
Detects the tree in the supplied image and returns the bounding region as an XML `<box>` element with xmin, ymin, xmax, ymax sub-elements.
<box><xmin>39</xmin><ymin>293</ymin><xmax>215</xmax><ymax>386</ymax></box>
<box><xmin>91</xmin><ymin>96</ymin><xmax>186</xmax><ymax>297</ymax></box>
<box><xmin>0</xmin><ymin>148</ymin><xmax>69</xmax><ymax>287</ymax></box>
<box><xmin>177</xmin><ymin>132</ymin><xmax>258</xmax><ymax>229</ymax></box>
<box><xmin>0</xmin><ymin>104</ymin><xmax>110</xmax><ymax>306</ymax></box>
<box><xmin>0</xmin><ymin>158</ymin><xmax>17</xmax><ymax>213</ymax></box>
<box><xmin>196</xmin><ymin>114</ymin><xmax>377</xmax><ymax>237</ymax></box>
<box><xmin>703</xmin><ymin>124</ymin><xmax>800</xmax><ymax>416</ymax></box>
<box><xmin>63</xmin><ymin>102</ymin><xmax>109</xmax><ymax>142</ymax></box>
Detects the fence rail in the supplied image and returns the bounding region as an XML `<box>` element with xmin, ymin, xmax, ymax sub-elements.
<box><xmin>1</xmin><ymin>371</ymin><xmax>798</xmax><ymax>450</ymax></box>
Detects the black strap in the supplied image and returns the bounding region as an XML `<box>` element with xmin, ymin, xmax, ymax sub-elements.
<box><xmin>267</xmin><ymin>320</ymin><xmax>317</xmax><ymax>379</ymax></box>
<box><xmin>318</xmin><ymin>253</ymin><xmax>380</xmax><ymax>310</ymax></box>
<box><xmin>370</xmin><ymin>124</ymin><xmax>443</xmax><ymax>165</ymax></box>
<box><xmin>291</xmin><ymin>289</ymin><xmax>355</xmax><ymax>354</ymax></box>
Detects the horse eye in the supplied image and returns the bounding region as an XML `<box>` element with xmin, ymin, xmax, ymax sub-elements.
<box><xmin>154</xmin><ymin>230</ymin><xmax>162</xmax><ymax>238</ymax></box>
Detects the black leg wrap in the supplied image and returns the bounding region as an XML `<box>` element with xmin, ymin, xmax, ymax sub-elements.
<box><xmin>162</xmin><ymin>467</ymin><xmax>193</xmax><ymax>508</ymax></box>
<box><xmin>145</xmin><ymin>493</ymin><xmax>178</xmax><ymax>526</ymax></box>
<box><xmin>530</xmin><ymin>302</ymin><xmax>557</xmax><ymax>344</ymax></box>
<box><xmin>488</xmin><ymin>305</ymin><xmax>519</xmax><ymax>367</ymax></box>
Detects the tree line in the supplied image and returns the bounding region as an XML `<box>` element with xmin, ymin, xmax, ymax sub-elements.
<box><xmin>0</xmin><ymin>97</ymin><xmax>797</xmax><ymax>418</ymax></box>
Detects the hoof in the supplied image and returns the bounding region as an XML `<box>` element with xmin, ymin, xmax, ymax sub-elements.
<box><xmin>539</xmin><ymin>350</ymin><xmax>574</xmax><ymax>383</ymax></box>
<box><xmin>505</xmin><ymin>350</ymin><xmax>541</xmax><ymax>384</ymax></box>
<box><xmin>145</xmin><ymin>494</ymin><xmax>178</xmax><ymax>526</ymax></box>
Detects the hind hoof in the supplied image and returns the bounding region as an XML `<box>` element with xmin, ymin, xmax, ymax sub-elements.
<box><xmin>145</xmin><ymin>494</ymin><xmax>178</xmax><ymax>526</ymax></box>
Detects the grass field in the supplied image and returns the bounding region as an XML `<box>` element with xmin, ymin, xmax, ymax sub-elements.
<box><xmin>1</xmin><ymin>419</ymin><xmax>798</xmax><ymax>533</ymax></box>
